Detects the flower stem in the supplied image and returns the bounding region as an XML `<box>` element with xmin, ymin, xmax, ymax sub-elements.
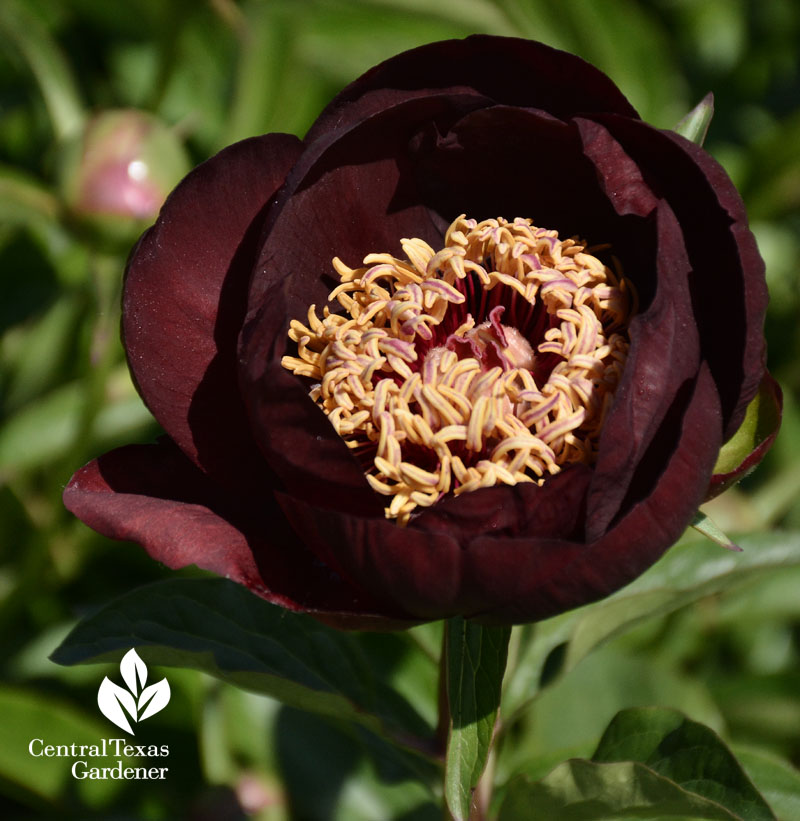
<box><xmin>0</xmin><ymin>0</ymin><xmax>85</xmax><ymax>140</ymax></box>
<box><xmin>436</xmin><ymin>623</ymin><xmax>450</xmax><ymax>758</ymax></box>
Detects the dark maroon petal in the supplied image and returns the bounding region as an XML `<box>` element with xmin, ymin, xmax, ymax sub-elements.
<box><xmin>409</xmin><ymin>106</ymin><xmax>652</xmax><ymax>255</ymax></box>
<box><xmin>274</xmin><ymin>468</ymin><xmax>590</xmax><ymax>620</ymax></box>
<box><xmin>274</xmin><ymin>363</ymin><xmax>721</xmax><ymax>624</ymax></box>
<box><xmin>587</xmin><ymin>114</ymin><xmax>768</xmax><ymax>439</ymax></box>
<box><xmin>238</xmin><ymin>351</ymin><xmax>384</xmax><ymax>518</ymax></box>
<box><xmin>575</xmin><ymin>117</ymin><xmax>659</xmax><ymax>217</ymax></box>
<box><xmin>248</xmin><ymin>93</ymin><xmax>484</xmax><ymax>312</ymax></box>
<box><xmin>124</xmin><ymin>134</ymin><xmax>303</xmax><ymax>490</ymax></box>
<box><xmin>275</xmin><ymin>491</ymin><xmax>467</xmax><ymax>620</ymax></box>
<box><xmin>413</xmin><ymin>464</ymin><xmax>592</xmax><ymax>544</ymax></box>
<box><xmin>576</xmin><ymin>121</ymin><xmax>707</xmax><ymax>537</ymax></box>
<box><xmin>469</xmin><ymin>363</ymin><xmax>723</xmax><ymax>625</ymax></box>
<box><xmin>706</xmin><ymin>372</ymin><xmax>783</xmax><ymax>500</ymax></box>
<box><xmin>306</xmin><ymin>35</ymin><xmax>639</xmax><ymax>147</ymax></box>
<box><xmin>278</xmin><ymin>467</ymin><xmax>590</xmax><ymax>619</ymax></box>
<box><xmin>240</xmin><ymin>95</ymin><xmax>485</xmax><ymax>512</ymax></box>
<box><xmin>63</xmin><ymin>439</ymin><xmax>414</xmax><ymax>628</ymax></box>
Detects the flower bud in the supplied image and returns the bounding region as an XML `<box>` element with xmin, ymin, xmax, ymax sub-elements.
<box><xmin>60</xmin><ymin>109</ymin><xmax>190</xmax><ymax>241</ymax></box>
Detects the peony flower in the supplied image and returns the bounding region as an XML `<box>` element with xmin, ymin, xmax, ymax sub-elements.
<box><xmin>63</xmin><ymin>36</ymin><xmax>777</xmax><ymax>628</ymax></box>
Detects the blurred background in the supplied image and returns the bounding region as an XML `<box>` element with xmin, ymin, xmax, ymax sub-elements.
<box><xmin>0</xmin><ymin>0</ymin><xmax>799</xmax><ymax>818</ymax></box>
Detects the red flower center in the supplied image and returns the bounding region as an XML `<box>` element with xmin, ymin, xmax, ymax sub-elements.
<box><xmin>282</xmin><ymin>216</ymin><xmax>635</xmax><ymax>524</ymax></box>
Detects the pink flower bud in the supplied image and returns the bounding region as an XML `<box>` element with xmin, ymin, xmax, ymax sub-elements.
<box><xmin>60</xmin><ymin>109</ymin><xmax>190</xmax><ymax>231</ymax></box>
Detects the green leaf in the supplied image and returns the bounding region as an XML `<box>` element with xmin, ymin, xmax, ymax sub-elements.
<box><xmin>0</xmin><ymin>685</ymin><xmax>128</xmax><ymax>809</ymax></box>
<box><xmin>0</xmin><ymin>368</ymin><xmax>154</xmax><ymax>476</ymax></box>
<box><xmin>0</xmin><ymin>381</ymin><xmax>83</xmax><ymax>476</ymax></box>
<box><xmin>1</xmin><ymin>294</ymin><xmax>83</xmax><ymax>412</ymax></box>
<box><xmin>556</xmin><ymin>0</ymin><xmax>687</xmax><ymax>126</ymax></box>
<box><xmin>444</xmin><ymin>617</ymin><xmax>510</xmax><ymax>821</ymax></box>
<box><xmin>500</xmin><ymin>0</ymin><xmax>687</xmax><ymax>125</ymax></box>
<box><xmin>593</xmin><ymin>708</ymin><xmax>775</xmax><ymax>821</ymax></box>
<box><xmin>355</xmin><ymin>629</ymin><xmax>440</xmax><ymax>731</ymax></box>
<box><xmin>358</xmin><ymin>0</ymin><xmax>515</xmax><ymax>34</ymax></box>
<box><xmin>711</xmin><ymin>672</ymin><xmax>800</xmax><ymax>752</ymax></box>
<box><xmin>276</xmin><ymin>707</ymin><xmax>439</xmax><ymax>821</ymax></box>
<box><xmin>298</xmin><ymin>1</ymin><xmax>503</xmax><ymax>88</ymax></box>
<box><xmin>733</xmin><ymin>746</ymin><xmax>800</xmax><ymax>821</ymax></box>
<box><xmin>222</xmin><ymin>0</ymin><xmax>293</xmax><ymax>145</ymax></box>
<box><xmin>50</xmin><ymin>578</ymin><xmax>434</xmax><ymax>757</ymax></box>
<box><xmin>200</xmin><ymin>684</ymin><xmax>281</xmax><ymax>786</ymax></box>
<box><xmin>499</xmin><ymin>759</ymin><xmax>750</xmax><ymax>820</ymax></box>
<box><xmin>692</xmin><ymin>510</ymin><xmax>742</xmax><ymax>551</ymax></box>
<box><xmin>501</xmin><ymin>645</ymin><xmax>725</xmax><ymax>785</ymax></box>
<box><xmin>675</xmin><ymin>92</ymin><xmax>715</xmax><ymax>145</ymax></box>
<box><xmin>504</xmin><ymin>531</ymin><xmax>800</xmax><ymax>720</ymax></box>
<box><xmin>0</xmin><ymin>166</ymin><xmax>60</xmax><ymax>229</ymax></box>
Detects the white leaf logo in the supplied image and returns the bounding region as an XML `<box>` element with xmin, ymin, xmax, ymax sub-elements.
<box><xmin>138</xmin><ymin>679</ymin><xmax>171</xmax><ymax>722</ymax></box>
<box><xmin>97</xmin><ymin>678</ymin><xmax>136</xmax><ymax>734</ymax></box>
<box><xmin>121</xmin><ymin>647</ymin><xmax>148</xmax><ymax>695</ymax></box>
<box><xmin>97</xmin><ymin>649</ymin><xmax>170</xmax><ymax>734</ymax></box>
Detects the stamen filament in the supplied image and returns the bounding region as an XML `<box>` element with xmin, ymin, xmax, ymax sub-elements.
<box><xmin>282</xmin><ymin>215</ymin><xmax>634</xmax><ymax>524</ymax></box>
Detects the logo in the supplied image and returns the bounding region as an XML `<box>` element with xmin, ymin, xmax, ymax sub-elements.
<box><xmin>97</xmin><ymin>649</ymin><xmax>170</xmax><ymax>735</ymax></box>
<box><xmin>28</xmin><ymin>649</ymin><xmax>171</xmax><ymax>782</ymax></box>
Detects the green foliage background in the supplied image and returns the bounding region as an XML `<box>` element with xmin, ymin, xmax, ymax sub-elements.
<box><xmin>1</xmin><ymin>0</ymin><xmax>799</xmax><ymax>818</ymax></box>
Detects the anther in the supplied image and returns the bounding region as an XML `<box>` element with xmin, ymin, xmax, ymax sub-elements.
<box><xmin>281</xmin><ymin>215</ymin><xmax>634</xmax><ymax>524</ymax></box>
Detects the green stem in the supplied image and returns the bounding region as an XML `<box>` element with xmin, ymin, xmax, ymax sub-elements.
<box><xmin>61</xmin><ymin>250</ymin><xmax>124</xmax><ymax>476</ymax></box>
<box><xmin>436</xmin><ymin>622</ymin><xmax>450</xmax><ymax>759</ymax></box>
<box><xmin>440</xmin><ymin>623</ymin><xmax>453</xmax><ymax>820</ymax></box>
<box><xmin>0</xmin><ymin>168</ymin><xmax>60</xmax><ymax>225</ymax></box>
<box><xmin>0</xmin><ymin>0</ymin><xmax>85</xmax><ymax>141</ymax></box>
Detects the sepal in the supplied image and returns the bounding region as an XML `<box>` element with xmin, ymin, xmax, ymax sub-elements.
<box><xmin>707</xmin><ymin>373</ymin><xmax>782</xmax><ymax>500</ymax></box>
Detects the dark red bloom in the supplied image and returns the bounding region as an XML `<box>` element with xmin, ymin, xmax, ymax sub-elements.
<box><xmin>64</xmin><ymin>36</ymin><xmax>775</xmax><ymax>628</ymax></box>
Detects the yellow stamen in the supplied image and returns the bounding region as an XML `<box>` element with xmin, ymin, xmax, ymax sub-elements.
<box><xmin>281</xmin><ymin>215</ymin><xmax>635</xmax><ymax>525</ymax></box>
